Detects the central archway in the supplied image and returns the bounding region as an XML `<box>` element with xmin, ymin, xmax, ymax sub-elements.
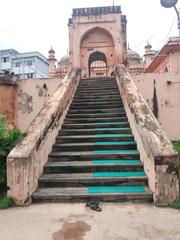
<box><xmin>80</xmin><ymin>27</ymin><xmax>115</xmax><ymax>77</ymax></box>
<box><xmin>88</xmin><ymin>51</ymin><xmax>107</xmax><ymax>77</ymax></box>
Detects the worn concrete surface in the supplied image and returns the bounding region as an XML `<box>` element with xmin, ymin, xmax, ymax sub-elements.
<box><xmin>0</xmin><ymin>203</ymin><xmax>180</xmax><ymax>240</ymax></box>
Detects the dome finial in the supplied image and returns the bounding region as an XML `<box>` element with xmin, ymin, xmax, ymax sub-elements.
<box><xmin>48</xmin><ymin>46</ymin><xmax>55</xmax><ymax>54</ymax></box>
<box><xmin>145</xmin><ymin>41</ymin><xmax>152</xmax><ymax>49</ymax></box>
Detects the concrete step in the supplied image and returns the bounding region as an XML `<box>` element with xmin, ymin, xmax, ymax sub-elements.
<box><xmin>75</xmin><ymin>93</ymin><xmax>121</xmax><ymax>98</ymax></box>
<box><xmin>71</xmin><ymin>100</ymin><xmax>122</xmax><ymax>106</ymax></box>
<box><xmin>62</xmin><ymin>122</ymin><xmax>129</xmax><ymax>129</ymax></box>
<box><xmin>78</xmin><ymin>80</ymin><xmax>116</xmax><ymax>85</ymax></box>
<box><xmin>75</xmin><ymin>90</ymin><xmax>120</xmax><ymax>95</ymax></box>
<box><xmin>68</xmin><ymin>108</ymin><xmax>124</xmax><ymax>114</ymax></box>
<box><xmin>52</xmin><ymin>141</ymin><xmax>137</xmax><ymax>151</ymax></box>
<box><xmin>66</xmin><ymin>112</ymin><xmax>126</xmax><ymax>118</ymax></box>
<box><xmin>76</xmin><ymin>86</ymin><xmax>118</xmax><ymax>92</ymax></box>
<box><xmin>56</xmin><ymin>134</ymin><xmax>134</xmax><ymax>143</ymax></box>
<box><xmin>77</xmin><ymin>86</ymin><xmax>118</xmax><ymax>90</ymax></box>
<box><xmin>72</xmin><ymin>98</ymin><xmax>122</xmax><ymax>103</ymax></box>
<box><xmin>43</xmin><ymin>160</ymin><xmax>143</xmax><ymax>174</ymax></box>
<box><xmin>69</xmin><ymin>104</ymin><xmax>123</xmax><ymax>110</ymax></box>
<box><xmin>38</xmin><ymin>172</ymin><xmax>148</xmax><ymax>187</ymax></box>
<box><xmin>59</xmin><ymin>128</ymin><xmax>132</xmax><ymax>136</ymax></box>
<box><xmin>32</xmin><ymin>186</ymin><xmax>153</xmax><ymax>203</ymax></box>
<box><xmin>73</xmin><ymin>95</ymin><xmax>121</xmax><ymax>101</ymax></box>
<box><xmin>48</xmin><ymin>150</ymin><xmax>140</xmax><ymax>161</ymax></box>
<box><xmin>64</xmin><ymin>117</ymin><xmax>128</xmax><ymax>124</ymax></box>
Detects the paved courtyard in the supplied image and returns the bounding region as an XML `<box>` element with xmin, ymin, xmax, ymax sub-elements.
<box><xmin>0</xmin><ymin>203</ymin><xmax>180</xmax><ymax>240</ymax></box>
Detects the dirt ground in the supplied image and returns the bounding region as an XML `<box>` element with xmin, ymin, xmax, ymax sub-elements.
<box><xmin>0</xmin><ymin>203</ymin><xmax>180</xmax><ymax>240</ymax></box>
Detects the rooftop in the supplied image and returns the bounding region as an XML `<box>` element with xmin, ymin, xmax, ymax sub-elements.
<box><xmin>0</xmin><ymin>73</ymin><xmax>17</xmax><ymax>86</ymax></box>
<box><xmin>72</xmin><ymin>6</ymin><xmax>121</xmax><ymax>16</ymax></box>
<box><xmin>145</xmin><ymin>36</ymin><xmax>180</xmax><ymax>73</ymax></box>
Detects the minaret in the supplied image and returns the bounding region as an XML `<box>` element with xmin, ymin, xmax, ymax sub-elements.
<box><xmin>48</xmin><ymin>47</ymin><xmax>57</xmax><ymax>78</ymax></box>
<box><xmin>144</xmin><ymin>42</ymin><xmax>155</xmax><ymax>68</ymax></box>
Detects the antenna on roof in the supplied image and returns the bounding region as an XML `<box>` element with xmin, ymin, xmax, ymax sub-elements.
<box><xmin>113</xmin><ymin>0</ymin><xmax>114</xmax><ymax>6</ymax></box>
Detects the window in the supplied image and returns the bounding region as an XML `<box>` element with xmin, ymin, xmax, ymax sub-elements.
<box><xmin>3</xmin><ymin>57</ymin><xmax>9</xmax><ymax>63</ymax></box>
<box><xmin>15</xmin><ymin>62</ymin><xmax>20</xmax><ymax>67</ymax></box>
<box><xmin>27</xmin><ymin>73</ymin><xmax>34</xmax><ymax>78</ymax></box>
<box><xmin>164</xmin><ymin>66</ymin><xmax>168</xmax><ymax>72</ymax></box>
<box><xmin>26</xmin><ymin>61</ymin><xmax>33</xmax><ymax>66</ymax></box>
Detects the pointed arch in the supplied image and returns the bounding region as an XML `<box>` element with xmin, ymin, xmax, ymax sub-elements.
<box><xmin>88</xmin><ymin>51</ymin><xmax>107</xmax><ymax>77</ymax></box>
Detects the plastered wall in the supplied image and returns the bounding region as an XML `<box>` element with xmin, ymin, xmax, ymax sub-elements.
<box><xmin>133</xmin><ymin>72</ymin><xmax>180</xmax><ymax>140</ymax></box>
<box><xmin>15</xmin><ymin>78</ymin><xmax>61</xmax><ymax>131</ymax></box>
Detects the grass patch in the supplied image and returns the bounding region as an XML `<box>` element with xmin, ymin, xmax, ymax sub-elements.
<box><xmin>170</xmin><ymin>199</ymin><xmax>180</xmax><ymax>210</ymax></box>
<box><xmin>0</xmin><ymin>194</ymin><xmax>12</xmax><ymax>209</ymax></box>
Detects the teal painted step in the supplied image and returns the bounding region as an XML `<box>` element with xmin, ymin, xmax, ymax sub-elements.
<box><xmin>95</xmin><ymin>134</ymin><xmax>132</xmax><ymax>137</ymax></box>
<box><xmin>96</xmin><ymin>122</ymin><xmax>128</xmax><ymax>125</ymax></box>
<box><xmin>95</xmin><ymin>141</ymin><xmax>136</xmax><ymax>145</ymax></box>
<box><xmin>93</xmin><ymin>160</ymin><xmax>141</xmax><ymax>165</ymax></box>
<box><xmin>93</xmin><ymin>171</ymin><xmax>145</xmax><ymax>177</ymax></box>
<box><xmin>95</xmin><ymin>150</ymin><xmax>139</xmax><ymax>154</ymax></box>
<box><xmin>95</xmin><ymin>128</ymin><xmax>130</xmax><ymax>130</ymax></box>
<box><xmin>88</xmin><ymin>186</ymin><xmax>146</xmax><ymax>193</ymax></box>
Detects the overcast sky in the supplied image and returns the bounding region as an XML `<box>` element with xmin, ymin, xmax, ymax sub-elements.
<box><xmin>0</xmin><ymin>0</ymin><xmax>179</xmax><ymax>60</ymax></box>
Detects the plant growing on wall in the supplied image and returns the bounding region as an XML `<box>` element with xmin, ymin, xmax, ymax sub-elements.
<box><xmin>0</xmin><ymin>117</ymin><xmax>25</xmax><ymax>190</ymax></box>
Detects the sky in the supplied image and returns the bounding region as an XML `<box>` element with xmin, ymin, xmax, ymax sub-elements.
<box><xmin>0</xmin><ymin>0</ymin><xmax>179</xmax><ymax>60</ymax></box>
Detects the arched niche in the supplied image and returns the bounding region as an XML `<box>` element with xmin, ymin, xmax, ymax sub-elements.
<box><xmin>80</xmin><ymin>27</ymin><xmax>115</xmax><ymax>76</ymax></box>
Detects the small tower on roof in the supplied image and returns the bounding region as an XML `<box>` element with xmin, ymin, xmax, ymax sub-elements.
<box><xmin>144</xmin><ymin>42</ymin><xmax>156</xmax><ymax>68</ymax></box>
<box><xmin>48</xmin><ymin>47</ymin><xmax>57</xmax><ymax>78</ymax></box>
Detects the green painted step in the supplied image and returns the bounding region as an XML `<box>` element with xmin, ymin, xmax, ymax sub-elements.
<box><xmin>93</xmin><ymin>171</ymin><xmax>145</xmax><ymax>177</ymax></box>
<box><xmin>95</xmin><ymin>141</ymin><xmax>135</xmax><ymax>145</ymax></box>
<box><xmin>95</xmin><ymin>150</ymin><xmax>139</xmax><ymax>154</ymax></box>
<box><xmin>95</xmin><ymin>134</ymin><xmax>131</xmax><ymax>137</ymax></box>
<box><xmin>88</xmin><ymin>186</ymin><xmax>146</xmax><ymax>193</ymax></box>
<box><xmin>95</xmin><ymin>122</ymin><xmax>128</xmax><ymax>125</ymax></box>
<box><xmin>95</xmin><ymin>128</ymin><xmax>130</xmax><ymax>131</ymax></box>
<box><xmin>93</xmin><ymin>160</ymin><xmax>141</xmax><ymax>165</ymax></box>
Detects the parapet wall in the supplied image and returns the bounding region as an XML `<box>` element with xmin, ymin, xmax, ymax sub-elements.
<box><xmin>7</xmin><ymin>68</ymin><xmax>81</xmax><ymax>205</ymax></box>
<box><xmin>115</xmin><ymin>65</ymin><xmax>179</xmax><ymax>206</ymax></box>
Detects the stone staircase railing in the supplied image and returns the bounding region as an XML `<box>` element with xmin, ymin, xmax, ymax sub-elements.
<box><xmin>115</xmin><ymin>64</ymin><xmax>179</xmax><ymax>206</ymax></box>
<box><xmin>7</xmin><ymin>68</ymin><xmax>81</xmax><ymax>205</ymax></box>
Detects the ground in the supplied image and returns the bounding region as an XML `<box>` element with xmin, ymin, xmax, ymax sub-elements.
<box><xmin>0</xmin><ymin>203</ymin><xmax>180</xmax><ymax>240</ymax></box>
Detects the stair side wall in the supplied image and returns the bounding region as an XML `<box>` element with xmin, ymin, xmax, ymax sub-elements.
<box><xmin>115</xmin><ymin>64</ymin><xmax>179</xmax><ymax>206</ymax></box>
<box><xmin>7</xmin><ymin>68</ymin><xmax>81</xmax><ymax>205</ymax></box>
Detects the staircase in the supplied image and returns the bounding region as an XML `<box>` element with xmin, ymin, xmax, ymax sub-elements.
<box><xmin>33</xmin><ymin>78</ymin><xmax>152</xmax><ymax>203</ymax></box>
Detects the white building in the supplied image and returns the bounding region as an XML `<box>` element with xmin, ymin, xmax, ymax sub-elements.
<box><xmin>0</xmin><ymin>49</ymin><xmax>49</xmax><ymax>79</ymax></box>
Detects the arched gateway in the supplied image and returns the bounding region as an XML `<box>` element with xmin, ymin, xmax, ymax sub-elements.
<box><xmin>88</xmin><ymin>51</ymin><xmax>107</xmax><ymax>77</ymax></box>
<box><xmin>68</xmin><ymin>6</ymin><xmax>127</xmax><ymax>77</ymax></box>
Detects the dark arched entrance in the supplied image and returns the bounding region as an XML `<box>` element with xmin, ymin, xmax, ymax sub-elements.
<box><xmin>88</xmin><ymin>51</ymin><xmax>107</xmax><ymax>77</ymax></box>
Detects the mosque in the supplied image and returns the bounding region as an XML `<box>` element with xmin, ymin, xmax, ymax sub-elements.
<box><xmin>1</xmin><ymin>5</ymin><xmax>179</xmax><ymax>206</ymax></box>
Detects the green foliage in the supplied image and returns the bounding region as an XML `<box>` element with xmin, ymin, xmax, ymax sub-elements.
<box><xmin>172</xmin><ymin>140</ymin><xmax>180</xmax><ymax>158</ymax></box>
<box><xmin>0</xmin><ymin>117</ymin><xmax>25</xmax><ymax>188</ymax></box>
<box><xmin>170</xmin><ymin>199</ymin><xmax>180</xmax><ymax>210</ymax></box>
<box><xmin>0</xmin><ymin>196</ymin><xmax>13</xmax><ymax>209</ymax></box>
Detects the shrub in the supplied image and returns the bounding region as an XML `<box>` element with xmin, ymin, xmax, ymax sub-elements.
<box><xmin>0</xmin><ymin>117</ymin><xmax>25</xmax><ymax>189</ymax></box>
<box><xmin>0</xmin><ymin>196</ymin><xmax>13</xmax><ymax>209</ymax></box>
<box><xmin>170</xmin><ymin>199</ymin><xmax>180</xmax><ymax>210</ymax></box>
<box><xmin>172</xmin><ymin>140</ymin><xmax>180</xmax><ymax>158</ymax></box>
